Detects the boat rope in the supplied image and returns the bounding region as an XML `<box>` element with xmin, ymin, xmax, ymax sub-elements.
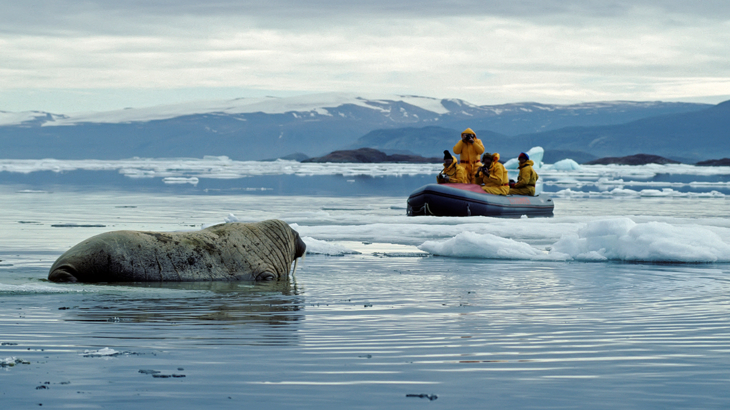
<box><xmin>425</xmin><ymin>203</ymin><xmax>435</xmax><ymax>216</ymax></box>
<box><xmin>414</xmin><ymin>203</ymin><xmax>436</xmax><ymax>216</ymax></box>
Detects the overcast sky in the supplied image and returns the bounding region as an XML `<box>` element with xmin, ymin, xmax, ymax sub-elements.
<box><xmin>2</xmin><ymin>0</ymin><xmax>730</xmax><ymax>113</ymax></box>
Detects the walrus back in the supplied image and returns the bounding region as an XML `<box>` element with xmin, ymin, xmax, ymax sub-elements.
<box><xmin>48</xmin><ymin>219</ymin><xmax>305</xmax><ymax>283</ymax></box>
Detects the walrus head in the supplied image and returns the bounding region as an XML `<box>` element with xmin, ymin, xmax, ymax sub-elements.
<box><xmin>294</xmin><ymin>230</ymin><xmax>306</xmax><ymax>259</ymax></box>
<box><xmin>48</xmin><ymin>235</ymin><xmax>112</xmax><ymax>283</ymax></box>
<box><xmin>247</xmin><ymin>220</ymin><xmax>306</xmax><ymax>281</ymax></box>
<box><xmin>48</xmin><ymin>263</ymin><xmax>80</xmax><ymax>283</ymax></box>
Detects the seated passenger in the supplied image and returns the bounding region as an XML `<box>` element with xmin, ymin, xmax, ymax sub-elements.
<box><xmin>475</xmin><ymin>152</ymin><xmax>509</xmax><ymax>195</ymax></box>
<box><xmin>437</xmin><ymin>150</ymin><xmax>468</xmax><ymax>184</ymax></box>
<box><xmin>509</xmin><ymin>152</ymin><xmax>539</xmax><ymax>196</ymax></box>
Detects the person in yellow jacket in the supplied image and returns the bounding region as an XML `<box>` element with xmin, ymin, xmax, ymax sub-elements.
<box><xmin>509</xmin><ymin>152</ymin><xmax>539</xmax><ymax>196</ymax></box>
<box><xmin>437</xmin><ymin>150</ymin><xmax>468</xmax><ymax>184</ymax></box>
<box><xmin>475</xmin><ymin>152</ymin><xmax>510</xmax><ymax>195</ymax></box>
<box><xmin>453</xmin><ymin>128</ymin><xmax>484</xmax><ymax>184</ymax></box>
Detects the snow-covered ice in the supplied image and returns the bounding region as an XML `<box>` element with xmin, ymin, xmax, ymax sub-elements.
<box><xmin>302</xmin><ymin>237</ymin><xmax>361</xmax><ymax>256</ymax></box>
<box><xmin>548</xmin><ymin>218</ymin><xmax>730</xmax><ymax>262</ymax></box>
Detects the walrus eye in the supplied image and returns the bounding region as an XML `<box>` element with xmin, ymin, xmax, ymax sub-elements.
<box><xmin>256</xmin><ymin>272</ymin><xmax>276</xmax><ymax>281</ymax></box>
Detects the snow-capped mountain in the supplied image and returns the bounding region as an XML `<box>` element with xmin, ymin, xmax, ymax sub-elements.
<box><xmin>0</xmin><ymin>93</ymin><xmax>712</xmax><ymax>160</ymax></box>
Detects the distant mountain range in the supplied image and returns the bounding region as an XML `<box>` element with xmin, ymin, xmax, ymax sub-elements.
<box><xmin>0</xmin><ymin>93</ymin><xmax>722</xmax><ymax>162</ymax></box>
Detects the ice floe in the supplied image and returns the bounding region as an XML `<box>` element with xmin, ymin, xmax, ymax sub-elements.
<box><xmin>81</xmin><ymin>348</ymin><xmax>126</xmax><ymax>357</ymax></box>
<box><xmin>416</xmin><ymin>217</ymin><xmax>730</xmax><ymax>263</ymax></box>
<box><xmin>549</xmin><ymin>218</ymin><xmax>730</xmax><ymax>262</ymax></box>
<box><xmin>419</xmin><ymin>231</ymin><xmax>559</xmax><ymax>260</ymax></box>
<box><xmin>302</xmin><ymin>237</ymin><xmax>361</xmax><ymax>256</ymax></box>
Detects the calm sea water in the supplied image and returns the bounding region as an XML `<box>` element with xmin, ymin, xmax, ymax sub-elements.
<box><xmin>1</xmin><ymin>172</ymin><xmax>730</xmax><ymax>409</ymax></box>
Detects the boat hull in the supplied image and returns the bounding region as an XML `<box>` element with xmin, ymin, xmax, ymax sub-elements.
<box><xmin>407</xmin><ymin>184</ymin><xmax>554</xmax><ymax>218</ymax></box>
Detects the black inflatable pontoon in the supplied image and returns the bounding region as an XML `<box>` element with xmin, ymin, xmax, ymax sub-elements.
<box><xmin>407</xmin><ymin>183</ymin><xmax>554</xmax><ymax>218</ymax></box>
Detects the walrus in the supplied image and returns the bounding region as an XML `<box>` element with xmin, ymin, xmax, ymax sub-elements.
<box><xmin>48</xmin><ymin>220</ymin><xmax>306</xmax><ymax>283</ymax></box>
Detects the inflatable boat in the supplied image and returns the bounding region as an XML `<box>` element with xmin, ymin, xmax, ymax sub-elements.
<box><xmin>407</xmin><ymin>183</ymin><xmax>554</xmax><ymax>218</ymax></box>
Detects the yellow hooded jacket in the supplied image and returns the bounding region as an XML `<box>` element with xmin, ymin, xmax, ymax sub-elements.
<box><xmin>453</xmin><ymin>128</ymin><xmax>484</xmax><ymax>184</ymax></box>
<box><xmin>509</xmin><ymin>159</ymin><xmax>539</xmax><ymax>196</ymax></box>
<box><xmin>437</xmin><ymin>160</ymin><xmax>468</xmax><ymax>184</ymax></box>
<box><xmin>476</xmin><ymin>153</ymin><xmax>510</xmax><ymax>195</ymax></box>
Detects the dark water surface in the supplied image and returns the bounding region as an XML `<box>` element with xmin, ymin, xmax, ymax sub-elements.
<box><xmin>2</xmin><ymin>174</ymin><xmax>730</xmax><ymax>409</ymax></box>
<box><xmin>3</xmin><ymin>259</ymin><xmax>730</xmax><ymax>409</ymax></box>
<box><xmin>0</xmin><ymin>170</ymin><xmax>435</xmax><ymax>196</ymax></box>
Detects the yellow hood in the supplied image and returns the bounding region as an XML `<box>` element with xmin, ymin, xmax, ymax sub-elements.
<box><xmin>519</xmin><ymin>159</ymin><xmax>535</xmax><ymax>168</ymax></box>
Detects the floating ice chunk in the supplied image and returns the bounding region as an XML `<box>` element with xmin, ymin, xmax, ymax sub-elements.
<box><xmin>549</xmin><ymin>159</ymin><xmax>583</xmax><ymax>171</ymax></box>
<box><xmin>552</xmin><ymin>178</ymin><xmax>583</xmax><ymax>186</ymax></box>
<box><xmin>609</xmin><ymin>188</ymin><xmax>639</xmax><ymax>196</ymax></box>
<box><xmin>579</xmin><ymin>217</ymin><xmax>636</xmax><ymax>237</ymax></box>
<box><xmin>550</xmin><ymin>218</ymin><xmax>730</xmax><ymax>263</ymax></box>
<box><xmin>689</xmin><ymin>181</ymin><xmax>730</xmax><ymax>187</ymax></box>
<box><xmin>571</xmin><ymin>251</ymin><xmax>609</xmax><ymax>261</ymax></box>
<box><xmin>415</xmin><ymin>218</ymin><xmax>730</xmax><ymax>263</ymax></box>
<box><xmin>418</xmin><ymin>231</ymin><xmax>557</xmax><ymax>260</ymax></box>
<box><xmin>162</xmin><ymin>177</ymin><xmax>199</xmax><ymax>185</ymax></box>
<box><xmin>303</xmin><ymin>237</ymin><xmax>361</xmax><ymax>255</ymax></box>
<box><xmin>119</xmin><ymin>168</ymin><xmax>155</xmax><ymax>178</ymax></box>
<box><xmin>504</xmin><ymin>146</ymin><xmax>544</xmax><ymax>169</ymax></box>
<box><xmin>82</xmin><ymin>347</ymin><xmax>122</xmax><ymax>357</ymax></box>
<box><xmin>552</xmin><ymin>188</ymin><xmax>589</xmax><ymax>198</ymax></box>
<box><xmin>504</xmin><ymin>158</ymin><xmax>519</xmax><ymax>169</ymax></box>
<box><xmin>526</xmin><ymin>147</ymin><xmax>544</xmax><ymax>169</ymax></box>
<box><xmin>597</xmin><ymin>177</ymin><xmax>625</xmax><ymax>186</ymax></box>
<box><xmin>639</xmin><ymin>188</ymin><xmax>675</xmax><ymax>197</ymax></box>
<box><xmin>689</xmin><ymin>190</ymin><xmax>726</xmax><ymax>198</ymax></box>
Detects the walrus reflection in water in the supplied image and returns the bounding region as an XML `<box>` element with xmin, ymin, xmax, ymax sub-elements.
<box><xmin>48</xmin><ymin>220</ymin><xmax>306</xmax><ymax>283</ymax></box>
